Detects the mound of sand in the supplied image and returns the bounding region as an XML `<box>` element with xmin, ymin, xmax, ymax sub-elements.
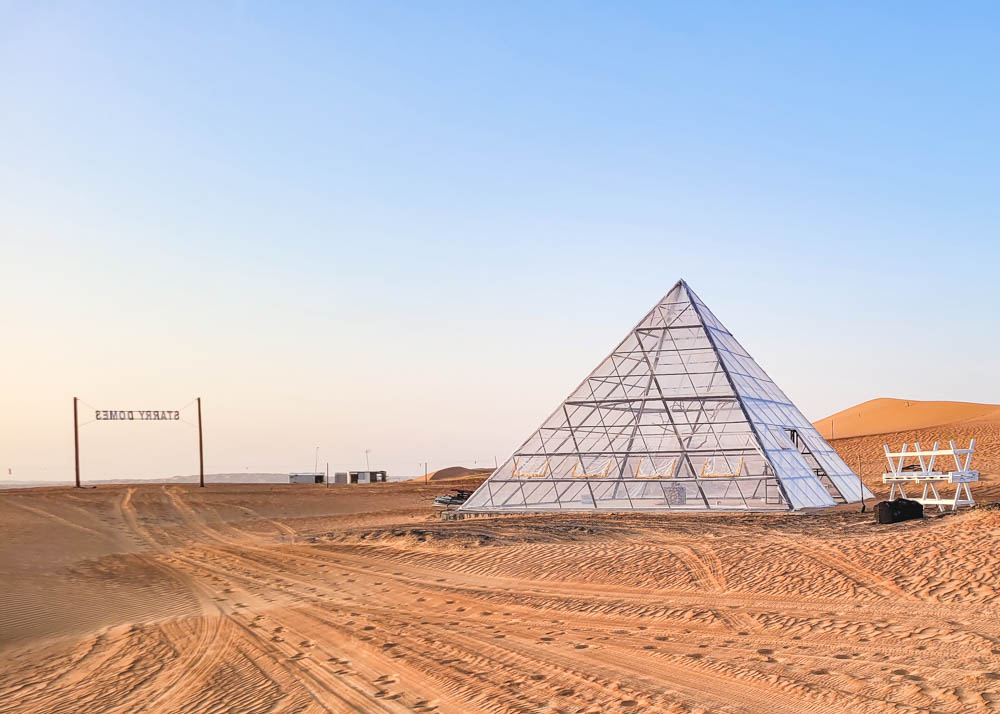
<box><xmin>813</xmin><ymin>397</ymin><xmax>1000</xmax><ymax>440</ymax></box>
<box><xmin>5</xmin><ymin>478</ymin><xmax>1000</xmax><ymax>713</ymax></box>
<box><xmin>406</xmin><ymin>466</ymin><xmax>493</xmax><ymax>482</ymax></box>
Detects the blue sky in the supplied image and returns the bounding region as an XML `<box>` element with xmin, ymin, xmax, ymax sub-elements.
<box><xmin>2</xmin><ymin>2</ymin><xmax>999</xmax><ymax>481</ymax></box>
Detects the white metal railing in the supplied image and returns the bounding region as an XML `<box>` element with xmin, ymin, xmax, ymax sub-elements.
<box><xmin>882</xmin><ymin>439</ymin><xmax>978</xmax><ymax>511</ymax></box>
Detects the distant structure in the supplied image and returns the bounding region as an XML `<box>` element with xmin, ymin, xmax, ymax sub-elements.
<box><xmin>882</xmin><ymin>439</ymin><xmax>978</xmax><ymax>511</ymax></box>
<box><xmin>289</xmin><ymin>472</ymin><xmax>324</xmax><ymax>484</ymax></box>
<box><xmin>460</xmin><ymin>279</ymin><xmax>873</xmax><ymax>513</ymax></box>
<box><xmin>333</xmin><ymin>471</ymin><xmax>349</xmax><ymax>485</ymax></box>
<box><xmin>349</xmin><ymin>470</ymin><xmax>387</xmax><ymax>484</ymax></box>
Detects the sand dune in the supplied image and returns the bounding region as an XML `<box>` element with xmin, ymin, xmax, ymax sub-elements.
<box><xmin>815</xmin><ymin>398</ymin><xmax>1000</xmax><ymax>482</ymax></box>
<box><xmin>406</xmin><ymin>466</ymin><xmax>494</xmax><ymax>483</ymax></box>
<box><xmin>2</xmin><ymin>454</ymin><xmax>1000</xmax><ymax>713</ymax></box>
<box><xmin>814</xmin><ymin>398</ymin><xmax>1000</xmax><ymax>440</ymax></box>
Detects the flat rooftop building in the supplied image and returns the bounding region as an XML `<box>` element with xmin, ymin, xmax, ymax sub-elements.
<box><xmin>349</xmin><ymin>470</ymin><xmax>387</xmax><ymax>484</ymax></box>
<box><xmin>289</xmin><ymin>472</ymin><xmax>324</xmax><ymax>484</ymax></box>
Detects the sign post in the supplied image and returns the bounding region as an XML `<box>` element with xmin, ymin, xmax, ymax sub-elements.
<box><xmin>73</xmin><ymin>397</ymin><xmax>81</xmax><ymax>488</ymax></box>
<box><xmin>197</xmin><ymin>397</ymin><xmax>204</xmax><ymax>488</ymax></box>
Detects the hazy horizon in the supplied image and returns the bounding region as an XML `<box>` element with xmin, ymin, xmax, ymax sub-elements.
<box><xmin>3</xmin><ymin>3</ymin><xmax>999</xmax><ymax>483</ymax></box>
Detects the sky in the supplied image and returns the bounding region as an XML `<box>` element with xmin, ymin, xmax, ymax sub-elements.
<box><xmin>2</xmin><ymin>1</ymin><xmax>999</xmax><ymax>483</ymax></box>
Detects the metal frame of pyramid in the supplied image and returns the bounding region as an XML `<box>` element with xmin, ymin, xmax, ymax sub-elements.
<box><xmin>460</xmin><ymin>279</ymin><xmax>874</xmax><ymax>512</ymax></box>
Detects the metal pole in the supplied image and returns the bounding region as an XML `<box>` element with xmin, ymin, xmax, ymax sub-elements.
<box><xmin>73</xmin><ymin>397</ymin><xmax>81</xmax><ymax>488</ymax></box>
<box><xmin>197</xmin><ymin>397</ymin><xmax>204</xmax><ymax>488</ymax></box>
<box><xmin>857</xmin><ymin>454</ymin><xmax>866</xmax><ymax>513</ymax></box>
<box><xmin>424</xmin><ymin>461</ymin><xmax>428</xmax><ymax>485</ymax></box>
<box><xmin>326</xmin><ymin>461</ymin><xmax>329</xmax><ymax>488</ymax></box>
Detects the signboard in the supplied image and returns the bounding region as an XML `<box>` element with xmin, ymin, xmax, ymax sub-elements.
<box><xmin>94</xmin><ymin>410</ymin><xmax>180</xmax><ymax>421</ymax></box>
<box><xmin>73</xmin><ymin>396</ymin><xmax>203</xmax><ymax>489</ymax></box>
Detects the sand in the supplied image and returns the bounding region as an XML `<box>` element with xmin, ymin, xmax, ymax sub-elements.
<box><xmin>406</xmin><ymin>466</ymin><xmax>494</xmax><ymax>483</ymax></box>
<box><xmin>814</xmin><ymin>398</ymin><xmax>1000</xmax><ymax>440</ymax></box>
<box><xmin>2</xmin><ymin>410</ymin><xmax>1000</xmax><ymax>712</ymax></box>
<box><xmin>816</xmin><ymin>399</ymin><xmax>1000</xmax><ymax>486</ymax></box>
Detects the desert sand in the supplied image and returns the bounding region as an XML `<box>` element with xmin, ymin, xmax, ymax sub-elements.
<box><xmin>406</xmin><ymin>466</ymin><xmax>494</xmax><ymax>483</ymax></box>
<box><xmin>816</xmin><ymin>400</ymin><xmax>1000</xmax><ymax>489</ymax></box>
<box><xmin>814</xmin><ymin>398</ymin><xmax>1000</xmax><ymax>441</ymax></box>
<box><xmin>2</xmin><ymin>407</ymin><xmax>1000</xmax><ymax>713</ymax></box>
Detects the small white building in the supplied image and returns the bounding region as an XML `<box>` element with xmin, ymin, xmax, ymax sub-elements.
<box><xmin>349</xmin><ymin>470</ymin><xmax>387</xmax><ymax>483</ymax></box>
<box><xmin>289</xmin><ymin>472</ymin><xmax>324</xmax><ymax>484</ymax></box>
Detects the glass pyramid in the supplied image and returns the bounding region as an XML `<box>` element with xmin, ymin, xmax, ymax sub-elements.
<box><xmin>460</xmin><ymin>280</ymin><xmax>873</xmax><ymax>512</ymax></box>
